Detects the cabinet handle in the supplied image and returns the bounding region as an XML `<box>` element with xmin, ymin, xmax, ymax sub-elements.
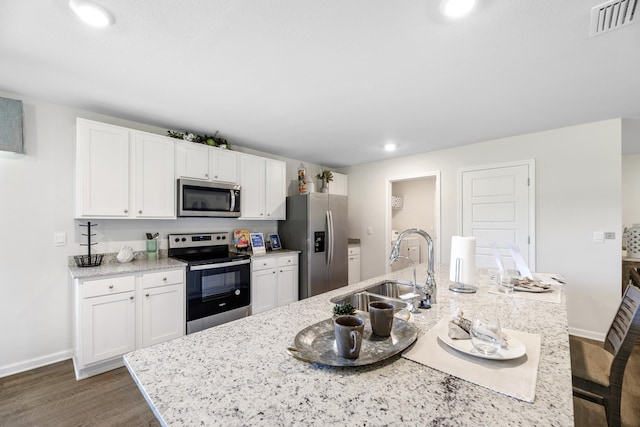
<box><xmin>130</xmin><ymin>296</ymin><xmax>134</xmax><ymax>300</ymax></box>
<box><xmin>145</xmin><ymin>293</ymin><xmax>150</xmax><ymax>297</ymax></box>
<box><xmin>124</xmin><ymin>210</ymin><xmax>128</xmax><ymax>214</ymax></box>
<box><xmin>272</xmin><ymin>271</ymin><xmax>276</xmax><ymax>274</ymax></box>
<box><xmin>138</xmin><ymin>210</ymin><xmax>142</xmax><ymax>214</ymax></box>
<box><xmin>109</xmin><ymin>285</ymin><xmax>114</xmax><ymax>289</ymax></box>
<box><xmin>214</xmin><ymin>175</ymin><xmax>218</xmax><ymax>179</ymax></box>
<box><xmin>163</xmin><ymin>277</ymin><xmax>167</xmax><ymax>281</ymax></box>
<box><xmin>205</xmin><ymin>173</ymin><xmax>209</xmax><ymax>178</ymax></box>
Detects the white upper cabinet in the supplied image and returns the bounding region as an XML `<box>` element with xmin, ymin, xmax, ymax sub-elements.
<box><xmin>133</xmin><ymin>131</ymin><xmax>176</xmax><ymax>218</ymax></box>
<box><xmin>239</xmin><ymin>153</ymin><xmax>286</xmax><ymax>220</ymax></box>
<box><xmin>75</xmin><ymin>119</ymin><xmax>131</xmax><ymax>218</ymax></box>
<box><xmin>265</xmin><ymin>159</ymin><xmax>286</xmax><ymax>219</ymax></box>
<box><xmin>331</xmin><ymin>172</ymin><xmax>348</xmax><ymax>196</ymax></box>
<box><xmin>211</xmin><ymin>148</ymin><xmax>239</xmax><ymax>183</ymax></box>
<box><xmin>175</xmin><ymin>142</ymin><xmax>209</xmax><ymax>180</ymax></box>
<box><xmin>176</xmin><ymin>141</ymin><xmax>238</xmax><ymax>184</ymax></box>
<box><xmin>75</xmin><ymin>118</ymin><xmax>176</xmax><ymax>219</ymax></box>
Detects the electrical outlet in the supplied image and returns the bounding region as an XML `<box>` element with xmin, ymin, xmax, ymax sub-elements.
<box><xmin>604</xmin><ymin>232</ymin><xmax>615</xmax><ymax>239</ymax></box>
<box><xmin>367</xmin><ymin>227</ymin><xmax>373</xmax><ymax>235</ymax></box>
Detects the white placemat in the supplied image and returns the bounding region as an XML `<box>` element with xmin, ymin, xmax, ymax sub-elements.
<box><xmin>488</xmin><ymin>284</ymin><xmax>562</xmax><ymax>304</ymax></box>
<box><xmin>402</xmin><ymin>317</ymin><xmax>541</xmax><ymax>402</ymax></box>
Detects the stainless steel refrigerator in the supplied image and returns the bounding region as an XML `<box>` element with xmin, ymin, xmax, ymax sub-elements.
<box><xmin>278</xmin><ymin>193</ymin><xmax>348</xmax><ymax>300</ymax></box>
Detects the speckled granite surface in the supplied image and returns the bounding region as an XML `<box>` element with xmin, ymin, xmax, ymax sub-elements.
<box><xmin>124</xmin><ymin>264</ymin><xmax>573</xmax><ymax>427</ymax></box>
<box><xmin>68</xmin><ymin>253</ymin><xmax>186</xmax><ymax>279</ymax></box>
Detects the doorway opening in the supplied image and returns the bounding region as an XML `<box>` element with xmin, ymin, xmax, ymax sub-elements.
<box><xmin>385</xmin><ymin>172</ymin><xmax>441</xmax><ymax>274</ymax></box>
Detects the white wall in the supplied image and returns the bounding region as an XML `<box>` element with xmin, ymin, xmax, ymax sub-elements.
<box><xmin>391</xmin><ymin>177</ymin><xmax>436</xmax><ymax>265</ymax></box>
<box><xmin>344</xmin><ymin>120</ymin><xmax>622</xmax><ymax>340</ymax></box>
<box><xmin>622</xmin><ymin>155</ymin><xmax>640</xmax><ymax>230</ymax></box>
<box><xmin>0</xmin><ymin>91</ymin><xmax>322</xmax><ymax>377</ymax></box>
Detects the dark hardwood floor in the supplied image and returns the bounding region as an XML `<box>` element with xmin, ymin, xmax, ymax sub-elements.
<box><xmin>1</xmin><ymin>337</ymin><xmax>638</xmax><ymax>426</ymax></box>
<box><xmin>0</xmin><ymin>360</ymin><xmax>159</xmax><ymax>427</ymax></box>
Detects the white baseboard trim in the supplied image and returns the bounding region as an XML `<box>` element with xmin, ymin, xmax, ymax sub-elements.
<box><xmin>568</xmin><ymin>326</ymin><xmax>606</xmax><ymax>342</ymax></box>
<box><xmin>0</xmin><ymin>349</ymin><xmax>73</xmax><ymax>378</ymax></box>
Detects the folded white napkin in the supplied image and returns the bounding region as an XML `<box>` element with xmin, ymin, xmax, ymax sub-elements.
<box><xmin>402</xmin><ymin>317</ymin><xmax>541</xmax><ymax>402</ymax></box>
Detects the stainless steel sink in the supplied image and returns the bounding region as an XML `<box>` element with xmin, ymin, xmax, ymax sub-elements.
<box><xmin>361</xmin><ymin>280</ymin><xmax>415</xmax><ymax>299</ymax></box>
<box><xmin>330</xmin><ymin>280</ymin><xmax>415</xmax><ymax>312</ymax></box>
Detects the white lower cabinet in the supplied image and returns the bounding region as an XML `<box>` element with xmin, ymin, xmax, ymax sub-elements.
<box><xmin>141</xmin><ymin>270</ymin><xmax>185</xmax><ymax>347</ymax></box>
<box><xmin>348</xmin><ymin>246</ymin><xmax>361</xmax><ymax>285</ymax></box>
<box><xmin>251</xmin><ymin>253</ymin><xmax>299</xmax><ymax>315</ymax></box>
<box><xmin>72</xmin><ymin>268</ymin><xmax>185</xmax><ymax>380</ymax></box>
<box><xmin>82</xmin><ymin>279</ymin><xmax>136</xmax><ymax>365</ymax></box>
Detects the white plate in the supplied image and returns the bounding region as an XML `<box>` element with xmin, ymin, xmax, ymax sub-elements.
<box><xmin>437</xmin><ymin>324</ymin><xmax>526</xmax><ymax>360</ymax></box>
<box><xmin>514</xmin><ymin>285</ymin><xmax>552</xmax><ymax>293</ymax></box>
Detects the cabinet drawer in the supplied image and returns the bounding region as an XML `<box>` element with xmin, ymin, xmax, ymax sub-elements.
<box><xmin>83</xmin><ymin>276</ymin><xmax>135</xmax><ymax>299</ymax></box>
<box><xmin>277</xmin><ymin>254</ymin><xmax>298</xmax><ymax>267</ymax></box>
<box><xmin>252</xmin><ymin>256</ymin><xmax>276</xmax><ymax>271</ymax></box>
<box><xmin>348</xmin><ymin>246</ymin><xmax>360</xmax><ymax>256</ymax></box>
<box><xmin>142</xmin><ymin>269</ymin><xmax>184</xmax><ymax>289</ymax></box>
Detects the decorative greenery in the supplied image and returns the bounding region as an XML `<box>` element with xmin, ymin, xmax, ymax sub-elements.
<box><xmin>316</xmin><ymin>170</ymin><xmax>334</xmax><ymax>183</ymax></box>
<box><xmin>167</xmin><ymin>130</ymin><xmax>231</xmax><ymax>149</ymax></box>
<box><xmin>333</xmin><ymin>302</ymin><xmax>356</xmax><ymax>317</ymax></box>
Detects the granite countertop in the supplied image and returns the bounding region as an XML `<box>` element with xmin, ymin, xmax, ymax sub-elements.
<box><xmin>248</xmin><ymin>249</ymin><xmax>301</xmax><ymax>257</ymax></box>
<box><xmin>124</xmin><ymin>264</ymin><xmax>573</xmax><ymax>426</ymax></box>
<box><xmin>68</xmin><ymin>254</ymin><xmax>186</xmax><ymax>280</ymax></box>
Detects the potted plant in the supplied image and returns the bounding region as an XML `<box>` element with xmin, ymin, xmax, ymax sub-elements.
<box><xmin>316</xmin><ymin>170</ymin><xmax>333</xmax><ymax>193</ymax></box>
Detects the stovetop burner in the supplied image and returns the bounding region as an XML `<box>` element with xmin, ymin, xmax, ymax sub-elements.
<box><xmin>168</xmin><ymin>232</ymin><xmax>250</xmax><ymax>265</ymax></box>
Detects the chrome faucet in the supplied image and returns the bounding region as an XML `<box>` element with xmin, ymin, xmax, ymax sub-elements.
<box><xmin>389</xmin><ymin>228</ymin><xmax>437</xmax><ymax>309</ymax></box>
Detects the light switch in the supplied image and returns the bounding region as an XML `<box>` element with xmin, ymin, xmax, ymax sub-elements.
<box><xmin>54</xmin><ymin>232</ymin><xmax>66</xmax><ymax>246</ymax></box>
<box><xmin>593</xmin><ymin>231</ymin><xmax>604</xmax><ymax>243</ymax></box>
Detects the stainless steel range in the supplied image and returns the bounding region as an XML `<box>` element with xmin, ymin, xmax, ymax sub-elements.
<box><xmin>168</xmin><ymin>232</ymin><xmax>251</xmax><ymax>334</ymax></box>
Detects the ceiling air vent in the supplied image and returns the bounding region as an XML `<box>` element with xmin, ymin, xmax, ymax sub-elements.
<box><xmin>590</xmin><ymin>0</ymin><xmax>638</xmax><ymax>36</ymax></box>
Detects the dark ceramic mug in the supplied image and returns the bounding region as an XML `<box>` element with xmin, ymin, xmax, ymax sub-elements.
<box><xmin>334</xmin><ymin>315</ymin><xmax>364</xmax><ymax>359</ymax></box>
<box><xmin>369</xmin><ymin>301</ymin><xmax>395</xmax><ymax>336</ymax></box>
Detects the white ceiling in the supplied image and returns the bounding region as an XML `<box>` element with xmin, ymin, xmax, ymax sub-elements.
<box><xmin>1</xmin><ymin>0</ymin><xmax>639</xmax><ymax>167</ymax></box>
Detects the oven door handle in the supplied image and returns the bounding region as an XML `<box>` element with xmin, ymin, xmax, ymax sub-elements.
<box><xmin>189</xmin><ymin>259</ymin><xmax>251</xmax><ymax>271</ymax></box>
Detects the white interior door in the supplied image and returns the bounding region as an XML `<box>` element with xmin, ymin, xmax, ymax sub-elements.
<box><xmin>461</xmin><ymin>162</ymin><xmax>535</xmax><ymax>271</ymax></box>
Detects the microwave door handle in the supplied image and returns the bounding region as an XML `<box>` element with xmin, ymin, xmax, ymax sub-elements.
<box><xmin>230</xmin><ymin>189</ymin><xmax>236</xmax><ymax>212</ymax></box>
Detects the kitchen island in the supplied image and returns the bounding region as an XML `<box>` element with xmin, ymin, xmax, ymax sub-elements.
<box><xmin>124</xmin><ymin>264</ymin><xmax>573</xmax><ymax>426</ymax></box>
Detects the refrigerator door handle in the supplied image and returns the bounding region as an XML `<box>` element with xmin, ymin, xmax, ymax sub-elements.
<box><xmin>326</xmin><ymin>210</ymin><xmax>333</xmax><ymax>267</ymax></box>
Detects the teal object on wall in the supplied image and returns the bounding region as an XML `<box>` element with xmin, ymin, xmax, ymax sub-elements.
<box><xmin>0</xmin><ymin>97</ymin><xmax>24</xmax><ymax>153</ymax></box>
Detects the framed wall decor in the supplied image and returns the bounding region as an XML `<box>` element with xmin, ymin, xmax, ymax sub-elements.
<box><xmin>269</xmin><ymin>233</ymin><xmax>282</xmax><ymax>251</ymax></box>
<box><xmin>250</xmin><ymin>232</ymin><xmax>266</xmax><ymax>255</ymax></box>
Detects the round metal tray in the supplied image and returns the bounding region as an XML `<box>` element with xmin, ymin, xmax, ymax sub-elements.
<box><xmin>287</xmin><ymin>316</ymin><xmax>418</xmax><ymax>367</ymax></box>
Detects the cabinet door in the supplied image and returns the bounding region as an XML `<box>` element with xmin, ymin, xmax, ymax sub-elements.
<box><xmin>82</xmin><ymin>291</ymin><xmax>136</xmax><ymax>365</ymax></box>
<box><xmin>75</xmin><ymin>119</ymin><xmax>130</xmax><ymax>217</ymax></box>
<box><xmin>239</xmin><ymin>154</ymin><xmax>266</xmax><ymax>219</ymax></box>
<box><xmin>265</xmin><ymin>159</ymin><xmax>286</xmax><ymax>220</ymax></box>
<box><xmin>251</xmin><ymin>268</ymin><xmax>277</xmax><ymax>314</ymax></box>
<box><xmin>211</xmin><ymin>148</ymin><xmax>238</xmax><ymax>183</ymax></box>
<box><xmin>134</xmin><ymin>132</ymin><xmax>176</xmax><ymax>218</ymax></box>
<box><xmin>142</xmin><ymin>283</ymin><xmax>184</xmax><ymax>347</ymax></box>
<box><xmin>277</xmin><ymin>265</ymin><xmax>298</xmax><ymax>306</ymax></box>
<box><xmin>176</xmin><ymin>141</ymin><xmax>210</xmax><ymax>180</ymax></box>
<box><xmin>348</xmin><ymin>255</ymin><xmax>361</xmax><ymax>285</ymax></box>
<box><xmin>332</xmin><ymin>172</ymin><xmax>348</xmax><ymax>196</ymax></box>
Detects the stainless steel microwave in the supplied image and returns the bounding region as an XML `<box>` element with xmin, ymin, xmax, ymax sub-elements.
<box><xmin>177</xmin><ymin>179</ymin><xmax>241</xmax><ymax>217</ymax></box>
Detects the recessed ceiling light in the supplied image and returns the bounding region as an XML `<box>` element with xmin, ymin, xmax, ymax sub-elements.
<box><xmin>384</xmin><ymin>143</ymin><xmax>397</xmax><ymax>152</ymax></box>
<box><xmin>69</xmin><ymin>0</ymin><xmax>114</xmax><ymax>27</ymax></box>
<box><xmin>440</xmin><ymin>0</ymin><xmax>476</xmax><ymax>18</ymax></box>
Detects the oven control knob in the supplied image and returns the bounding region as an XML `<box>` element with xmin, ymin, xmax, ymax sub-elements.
<box><xmin>181</xmin><ymin>238</ymin><xmax>187</xmax><ymax>242</ymax></box>
<box><xmin>216</xmin><ymin>236</ymin><xmax>221</xmax><ymax>240</ymax></box>
<box><xmin>174</xmin><ymin>238</ymin><xmax>179</xmax><ymax>242</ymax></box>
<box><xmin>221</xmin><ymin>236</ymin><xmax>226</xmax><ymax>240</ymax></box>
<box><xmin>235</xmin><ymin>289</ymin><xmax>240</xmax><ymax>296</ymax></box>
